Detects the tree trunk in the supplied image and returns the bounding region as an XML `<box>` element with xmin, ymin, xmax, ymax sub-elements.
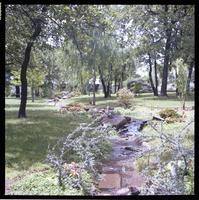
<box><xmin>148</xmin><ymin>53</ymin><xmax>158</xmax><ymax>96</ymax></box>
<box><xmin>15</xmin><ymin>86</ymin><xmax>20</xmax><ymax>98</ymax></box>
<box><xmin>98</xmin><ymin>65</ymin><xmax>108</xmax><ymax>98</ymax></box>
<box><xmin>108</xmin><ymin>63</ymin><xmax>113</xmax><ymax>96</ymax></box>
<box><xmin>114</xmin><ymin>77</ymin><xmax>117</xmax><ymax>93</ymax></box>
<box><xmin>18</xmin><ymin>42</ymin><xmax>32</xmax><ymax>118</ymax></box>
<box><xmin>160</xmin><ymin>30</ymin><xmax>171</xmax><ymax>96</ymax></box>
<box><xmin>118</xmin><ymin>81</ymin><xmax>121</xmax><ymax>91</ymax></box>
<box><xmin>154</xmin><ymin>58</ymin><xmax>159</xmax><ymax>96</ymax></box>
<box><xmin>182</xmin><ymin>97</ymin><xmax>186</xmax><ymax>110</ymax></box>
<box><xmin>106</xmin><ymin>82</ymin><xmax>110</xmax><ymax>98</ymax></box>
<box><xmin>18</xmin><ymin>20</ymin><xmax>42</xmax><ymax>118</ymax></box>
<box><xmin>31</xmin><ymin>83</ymin><xmax>35</xmax><ymax>102</ymax></box>
<box><xmin>35</xmin><ymin>87</ymin><xmax>40</xmax><ymax>97</ymax></box>
<box><xmin>160</xmin><ymin>5</ymin><xmax>172</xmax><ymax>97</ymax></box>
<box><xmin>120</xmin><ymin>64</ymin><xmax>126</xmax><ymax>89</ymax></box>
<box><xmin>92</xmin><ymin>67</ymin><xmax>96</xmax><ymax>105</ymax></box>
<box><xmin>175</xmin><ymin>67</ymin><xmax>179</xmax><ymax>96</ymax></box>
<box><xmin>186</xmin><ymin>61</ymin><xmax>194</xmax><ymax>94</ymax></box>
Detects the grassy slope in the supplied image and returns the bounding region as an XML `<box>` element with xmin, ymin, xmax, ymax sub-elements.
<box><xmin>5</xmin><ymin>92</ymin><xmax>194</xmax><ymax>194</ymax></box>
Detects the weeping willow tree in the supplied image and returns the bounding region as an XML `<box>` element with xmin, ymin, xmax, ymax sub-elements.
<box><xmin>175</xmin><ymin>58</ymin><xmax>188</xmax><ymax>110</ymax></box>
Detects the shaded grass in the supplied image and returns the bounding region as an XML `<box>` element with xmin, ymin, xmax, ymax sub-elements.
<box><xmin>6</xmin><ymin>108</ymin><xmax>91</xmax><ymax>171</ymax></box>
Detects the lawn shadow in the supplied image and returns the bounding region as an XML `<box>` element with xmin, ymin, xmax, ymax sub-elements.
<box><xmin>6</xmin><ymin>104</ymin><xmax>49</xmax><ymax>108</ymax></box>
<box><xmin>5</xmin><ymin>110</ymin><xmax>91</xmax><ymax>170</ymax></box>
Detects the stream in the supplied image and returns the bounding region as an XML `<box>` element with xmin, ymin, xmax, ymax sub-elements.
<box><xmin>96</xmin><ymin>118</ymin><xmax>150</xmax><ymax>196</ymax></box>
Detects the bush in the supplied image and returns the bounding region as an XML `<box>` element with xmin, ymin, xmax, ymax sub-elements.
<box><xmin>139</xmin><ymin>120</ymin><xmax>194</xmax><ymax>195</ymax></box>
<box><xmin>117</xmin><ymin>88</ymin><xmax>135</xmax><ymax>108</ymax></box>
<box><xmin>159</xmin><ymin>108</ymin><xmax>181</xmax><ymax>119</ymax></box>
<box><xmin>132</xmin><ymin>83</ymin><xmax>142</xmax><ymax>94</ymax></box>
<box><xmin>46</xmin><ymin>117</ymin><xmax>113</xmax><ymax>195</ymax></box>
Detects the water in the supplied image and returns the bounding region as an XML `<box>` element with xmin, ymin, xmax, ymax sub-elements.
<box><xmin>96</xmin><ymin>119</ymin><xmax>149</xmax><ymax>196</ymax></box>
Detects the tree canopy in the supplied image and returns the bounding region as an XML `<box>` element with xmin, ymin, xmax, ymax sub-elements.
<box><xmin>5</xmin><ymin>4</ymin><xmax>194</xmax><ymax>117</ymax></box>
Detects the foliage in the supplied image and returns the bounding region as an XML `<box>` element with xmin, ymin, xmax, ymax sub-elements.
<box><xmin>27</xmin><ymin>67</ymin><xmax>46</xmax><ymax>87</ymax></box>
<box><xmin>10</xmin><ymin>166</ymin><xmax>84</xmax><ymax>195</ymax></box>
<box><xmin>6</xmin><ymin>93</ymin><xmax>194</xmax><ymax>195</ymax></box>
<box><xmin>132</xmin><ymin>82</ymin><xmax>142</xmax><ymax>94</ymax></box>
<box><xmin>159</xmin><ymin>108</ymin><xmax>181</xmax><ymax>119</ymax></box>
<box><xmin>46</xmin><ymin>116</ymin><xmax>113</xmax><ymax>195</ymax></box>
<box><xmin>117</xmin><ymin>88</ymin><xmax>135</xmax><ymax>108</ymax></box>
<box><xmin>10</xmin><ymin>69</ymin><xmax>21</xmax><ymax>86</ymax></box>
<box><xmin>175</xmin><ymin>58</ymin><xmax>189</xmax><ymax>109</ymax></box>
<box><xmin>136</xmin><ymin>119</ymin><xmax>194</xmax><ymax>195</ymax></box>
<box><xmin>159</xmin><ymin>108</ymin><xmax>183</xmax><ymax>123</ymax></box>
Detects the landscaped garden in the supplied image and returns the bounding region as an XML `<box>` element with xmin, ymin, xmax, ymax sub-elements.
<box><xmin>5</xmin><ymin>92</ymin><xmax>194</xmax><ymax>195</ymax></box>
<box><xmin>5</xmin><ymin>4</ymin><xmax>194</xmax><ymax>196</ymax></box>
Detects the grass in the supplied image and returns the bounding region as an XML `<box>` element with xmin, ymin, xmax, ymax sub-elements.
<box><xmin>6</xmin><ymin>98</ymin><xmax>91</xmax><ymax>172</ymax></box>
<box><xmin>5</xmin><ymin>92</ymin><xmax>194</xmax><ymax>194</ymax></box>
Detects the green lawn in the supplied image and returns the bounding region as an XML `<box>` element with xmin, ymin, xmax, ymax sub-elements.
<box><xmin>5</xmin><ymin>92</ymin><xmax>194</xmax><ymax>194</ymax></box>
<box><xmin>6</xmin><ymin>98</ymin><xmax>91</xmax><ymax>172</ymax></box>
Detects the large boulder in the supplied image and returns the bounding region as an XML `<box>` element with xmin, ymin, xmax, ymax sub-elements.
<box><xmin>101</xmin><ymin>115</ymin><xmax>128</xmax><ymax>130</ymax></box>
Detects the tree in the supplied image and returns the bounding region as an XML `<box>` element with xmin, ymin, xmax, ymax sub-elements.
<box><xmin>175</xmin><ymin>58</ymin><xmax>188</xmax><ymax>110</ymax></box>
<box><xmin>10</xmin><ymin>69</ymin><xmax>21</xmax><ymax>98</ymax></box>
<box><xmin>6</xmin><ymin>5</ymin><xmax>48</xmax><ymax>118</ymax></box>
<box><xmin>18</xmin><ymin>17</ymin><xmax>43</xmax><ymax>117</ymax></box>
<box><xmin>27</xmin><ymin>67</ymin><xmax>46</xmax><ymax>102</ymax></box>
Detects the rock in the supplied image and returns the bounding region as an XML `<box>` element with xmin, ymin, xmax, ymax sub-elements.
<box><xmin>62</xmin><ymin>95</ymin><xmax>69</xmax><ymax>99</ymax></box>
<box><xmin>99</xmin><ymin>192</ymin><xmax>112</xmax><ymax>196</ymax></box>
<box><xmin>129</xmin><ymin>186</ymin><xmax>140</xmax><ymax>195</ymax></box>
<box><xmin>124</xmin><ymin>146</ymin><xmax>139</xmax><ymax>152</ymax></box>
<box><xmin>98</xmin><ymin>173</ymin><xmax>121</xmax><ymax>189</ymax></box>
<box><xmin>84</xmin><ymin>107</ymin><xmax>90</xmax><ymax>112</ymax></box>
<box><xmin>122</xmin><ymin>171</ymin><xmax>144</xmax><ymax>188</ymax></box>
<box><xmin>101</xmin><ymin>115</ymin><xmax>128</xmax><ymax>130</ymax></box>
<box><xmin>153</xmin><ymin>115</ymin><xmax>165</xmax><ymax>121</ymax></box>
<box><xmin>47</xmin><ymin>99</ymin><xmax>54</xmax><ymax>103</ymax></box>
<box><xmin>132</xmin><ymin>137</ymin><xmax>143</xmax><ymax>146</ymax></box>
<box><xmin>115</xmin><ymin>187</ymin><xmax>140</xmax><ymax>195</ymax></box>
<box><xmin>109</xmin><ymin>107</ymin><xmax>114</xmax><ymax>110</ymax></box>
<box><xmin>115</xmin><ymin>187</ymin><xmax>131</xmax><ymax>195</ymax></box>
<box><xmin>102</xmin><ymin>166</ymin><xmax>120</xmax><ymax>174</ymax></box>
<box><xmin>54</xmin><ymin>97</ymin><xmax>59</xmax><ymax>102</ymax></box>
<box><xmin>124</xmin><ymin>116</ymin><xmax>131</xmax><ymax>122</ymax></box>
<box><xmin>138</xmin><ymin>120</ymin><xmax>148</xmax><ymax>131</ymax></box>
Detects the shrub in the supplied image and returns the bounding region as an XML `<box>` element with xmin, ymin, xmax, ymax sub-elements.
<box><xmin>117</xmin><ymin>88</ymin><xmax>135</xmax><ymax>108</ymax></box>
<box><xmin>159</xmin><ymin>108</ymin><xmax>181</xmax><ymax>119</ymax></box>
<box><xmin>139</xmin><ymin>120</ymin><xmax>194</xmax><ymax>195</ymax></box>
<box><xmin>46</xmin><ymin>116</ymin><xmax>113</xmax><ymax>195</ymax></box>
<box><xmin>132</xmin><ymin>83</ymin><xmax>142</xmax><ymax>94</ymax></box>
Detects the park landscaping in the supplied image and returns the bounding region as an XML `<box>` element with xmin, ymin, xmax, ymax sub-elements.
<box><xmin>5</xmin><ymin>4</ymin><xmax>194</xmax><ymax>196</ymax></box>
<box><xmin>5</xmin><ymin>92</ymin><xmax>194</xmax><ymax>195</ymax></box>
